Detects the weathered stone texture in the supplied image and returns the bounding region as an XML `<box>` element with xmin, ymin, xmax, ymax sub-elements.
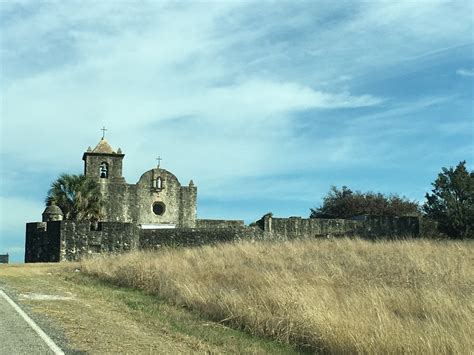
<box><xmin>255</xmin><ymin>215</ymin><xmax>419</xmax><ymax>239</ymax></box>
<box><xmin>60</xmin><ymin>221</ymin><xmax>138</xmax><ymax>261</ymax></box>
<box><xmin>83</xmin><ymin>153</ymin><xmax>125</xmax><ymax>182</ymax></box>
<box><xmin>195</xmin><ymin>219</ymin><xmax>245</xmax><ymax>228</ymax></box>
<box><xmin>42</xmin><ymin>204</ymin><xmax>63</xmax><ymax>222</ymax></box>
<box><xmin>352</xmin><ymin>215</ymin><xmax>420</xmax><ymax>237</ymax></box>
<box><xmin>25</xmin><ymin>221</ymin><xmax>258</xmax><ymax>262</ymax></box>
<box><xmin>25</xmin><ymin>222</ymin><xmax>60</xmax><ymax>262</ymax></box>
<box><xmin>259</xmin><ymin>216</ymin><xmax>359</xmax><ymax>239</ymax></box>
<box><xmin>133</xmin><ymin>169</ymin><xmax>196</xmax><ymax>226</ymax></box>
<box><xmin>26</xmin><ymin>221</ymin><xmax>139</xmax><ymax>262</ymax></box>
<box><xmin>83</xmin><ymin>138</ymin><xmax>125</xmax><ymax>182</ymax></box>
<box><xmin>140</xmin><ymin>227</ymin><xmax>256</xmax><ymax>249</ymax></box>
<box><xmin>100</xmin><ymin>182</ymin><xmax>132</xmax><ymax>222</ymax></box>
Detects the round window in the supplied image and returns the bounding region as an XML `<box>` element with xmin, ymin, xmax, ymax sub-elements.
<box><xmin>152</xmin><ymin>202</ymin><xmax>165</xmax><ymax>216</ymax></box>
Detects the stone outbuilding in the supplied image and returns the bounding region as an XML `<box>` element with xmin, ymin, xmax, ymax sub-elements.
<box><xmin>42</xmin><ymin>204</ymin><xmax>64</xmax><ymax>222</ymax></box>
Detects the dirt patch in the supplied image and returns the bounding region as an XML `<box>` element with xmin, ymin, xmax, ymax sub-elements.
<box><xmin>20</xmin><ymin>293</ymin><xmax>75</xmax><ymax>301</ymax></box>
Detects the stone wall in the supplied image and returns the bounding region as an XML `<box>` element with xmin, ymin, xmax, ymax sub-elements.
<box><xmin>178</xmin><ymin>184</ymin><xmax>197</xmax><ymax>227</ymax></box>
<box><xmin>255</xmin><ymin>215</ymin><xmax>420</xmax><ymax>239</ymax></box>
<box><xmin>352</xmin><ymin>215</ymin><xmax>420</xmax><ymax>238</ymax></box>
<box><xmin>24</xmin><ymin>215</ymin><xmax>420</xmax><ymax>262</ymax></box>
<box><xmin>100</xmin><ymin>182</ymin><xmax>133</xmax><ymax>222</ymax></box>
<box><xmin>195</xmin><ymin>219</ymin><xmax>245</xmax><ymax>228</ymax></box>
<box><xmin>25</xmin><ymin>221</ymin><xmax>139</xmax><ymax>262</ymax></box>
<box><xmin>140</xmin><ymin>226</ymin><xmax>258</xmax><ymax>249</ymax></box>
<box><xmin>25</xmin><ymin>221</ymin><xmax>259</xmax><ymax>262</ymax></box>
<box><xmin>25</xmin><ymin>222</ymin><xmax>61</xmax><ymax>262</ymax></box>
<box><xmin>257</xmin><ymin>216</ymin><xmax>360</xmax><ymax>239</ymax></box>
<box><xmin>59</xmin><ymin>221</ymin><xmax>138</xmax><ymax>261</ymax></box>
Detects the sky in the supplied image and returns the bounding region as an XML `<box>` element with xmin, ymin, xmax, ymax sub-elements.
<box><xmin>1</xmin><ymin>0</ymin><xmax>473</xmax><ymax>262</ymax></box>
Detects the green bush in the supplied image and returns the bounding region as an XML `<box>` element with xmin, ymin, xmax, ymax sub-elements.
<box><xmin>311</xmin><ymin>186</ymin><xmax>420</xmax><ymax>219</ymax></box>
<box><xmin>423</xmin><ymin>161</ymin><xmax>473</xmax><ymax>239</ymax></box>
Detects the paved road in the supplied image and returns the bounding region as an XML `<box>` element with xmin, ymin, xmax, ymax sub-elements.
<box><xmin>0</xmin><ymin>290</ymin><xmax>62</xmax><ymax>354</ymax></box>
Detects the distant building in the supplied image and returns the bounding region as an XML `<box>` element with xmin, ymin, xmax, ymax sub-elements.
<box><xmin>0</xmin><ymin>254</ymin><xmax>9</xmax><ymax>264</ymax></box>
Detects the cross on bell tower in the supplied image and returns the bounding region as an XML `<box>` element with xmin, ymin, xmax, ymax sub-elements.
<box><xmin>101</xmin><ymin>126</ymin><xmax>108</xmax><ymax>139</ymax></box>
<box><xmin>156</xmin><ymin>156</ymin><xmax>162</xmax><ymax>168</ymax></box>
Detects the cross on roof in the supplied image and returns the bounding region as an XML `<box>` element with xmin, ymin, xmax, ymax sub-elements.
<box><xmin>101</xmin><ymin>126</ymin><xmax>108</xmax><ymax>139</ymax></box>
<box><xmin>156</xmin><ymin>156</ymin><xmax>162</xmax><ymax>168</ymax></box>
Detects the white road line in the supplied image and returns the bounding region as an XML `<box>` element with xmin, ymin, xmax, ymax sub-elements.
<box><xmin>0</xmin><ymin>289</ymin><xmax>65</xmax><ymax>355</ymax></box>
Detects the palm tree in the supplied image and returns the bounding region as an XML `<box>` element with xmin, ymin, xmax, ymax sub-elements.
<box><xmin>45</xmin><ymin>173</ymin><xmax>104</xmax><ymax>222</ymax></box>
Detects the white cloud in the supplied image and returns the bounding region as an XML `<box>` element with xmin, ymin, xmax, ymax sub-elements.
<box><xmin>1</xmin><ymin>2</ymin><xmax>386</xmax><ymax>184</ymax></box>
<box><xmin>436</xmin><ymin>120</ymin><xmax>474</xmax><ymax>135</ymax></box>
<box><xmin>456</xmin><ymin>68</ymin><xmax>474</xmax><ymax>77</ymax></box>
<box><xmin>0</xmin><ymin>196</ymin><xmax>43</xmax><ymax>234</ymax></box>
<box><xmin>0</xmin><ymin>0</ymin><xmax>472</xmax><ymax>209</ymax></box>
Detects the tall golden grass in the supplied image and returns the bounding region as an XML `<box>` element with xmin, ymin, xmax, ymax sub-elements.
<box><xmin>81</xmin><ymin>238</ymin><xmax>473</xmax><ymax>353</ymax></box>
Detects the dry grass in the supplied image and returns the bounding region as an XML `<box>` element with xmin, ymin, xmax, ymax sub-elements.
<box><xmin>81</xmin><ymin>238</ymin><xmax>474</xmax><ymax>353</ymax></box>
<box><xmin>1</xmin><ymin>263</ymin><xmax>293</xmax><ymax>354</ymax></box>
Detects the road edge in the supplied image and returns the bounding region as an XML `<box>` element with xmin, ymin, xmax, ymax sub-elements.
<box><xmin>0</xmin><ymin>289</ymin><xmax>65</xmax><ymax>355</ymax></box>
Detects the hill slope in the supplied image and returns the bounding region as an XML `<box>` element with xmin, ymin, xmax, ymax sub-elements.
<box><xmin>82</xmin><ymin>238</ymin><xmax>474</xmax><ymax>353</ymax></box>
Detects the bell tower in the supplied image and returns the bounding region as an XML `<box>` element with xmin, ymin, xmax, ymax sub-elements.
<box><xmin>82</xmin><ymin>136</ymin><xmax>125</xmax><ymax>183</ymax></box>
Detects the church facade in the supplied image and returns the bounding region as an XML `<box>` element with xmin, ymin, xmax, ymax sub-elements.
<box><xmin>82</xmin><ymin>138</ymin><xmax>196</xmax><ymax>227</ymax></box>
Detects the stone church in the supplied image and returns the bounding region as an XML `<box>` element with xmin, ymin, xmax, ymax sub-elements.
<box><xmin>81</xmin><ymin>137</ymin><xmax>196</xmax><ymax>227</ymax></box>
<box><xmin>26</xmin><ymin>134</ymin><xmax>419</xmax><ymax>263</ymax></box>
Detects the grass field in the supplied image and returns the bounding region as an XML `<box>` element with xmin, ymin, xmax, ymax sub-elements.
<box><xmin>81</xmin><ymin>238</ymin><xmax>474</xmax><ymax>354</ymax></box>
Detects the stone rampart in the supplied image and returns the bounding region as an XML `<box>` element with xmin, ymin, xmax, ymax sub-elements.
<box><xmin>25</xmin><ymin>221</ymin><xmax>260</xmax><ymax>262</ymax></box>
<box><xmin>255</xmin><ymin>215</ymin><xmax>420</xmax><ymax>239</ymax></box>
<box><xmin>60</xmin><ymin>221</ymin><xmax>138</xmax><ymax>261</ymax></box>
<box><xmin>25</xmin><ymin>222</ymin><xmax>61</xmax><ymax>262</ymax></box>
<box><xmin>257</xmin><ymin>216</ymin><xmax>359</xmax><ymax>239</ymax></box>
<box><xmin>26</xmin><ymin>221</ymin><xmax>139</xmax><ymax>262</ymax></box>
<box><xmin>140</xmin><ymin>226</ymin><xmax>258</xmax><ymax>249</ymax></box>
<box><xmin>352</xmin><ymin>215</ymin><xmax>420</xmax><ymax>238</ymax></box>
<box><xmin>195</xmin><ymin>219</ymin><xmax>245</xmax><ymax>228</ymax></box>
<box><xmin>24</xmin><ymin>215</ymin><xmax>419</xmax><ymax>262</ymax></box>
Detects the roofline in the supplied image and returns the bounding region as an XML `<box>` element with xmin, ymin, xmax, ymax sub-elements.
<box><xmin>82</xmin><ymin>152</ymin><xmax>125</xmax><ymax>160</ymax></box>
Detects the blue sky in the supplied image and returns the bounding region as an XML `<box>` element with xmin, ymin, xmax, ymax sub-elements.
<box><xmin>1</xmin><ymin>1</ymin><xmax>473</xmax><ymax>262</ymax></box>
